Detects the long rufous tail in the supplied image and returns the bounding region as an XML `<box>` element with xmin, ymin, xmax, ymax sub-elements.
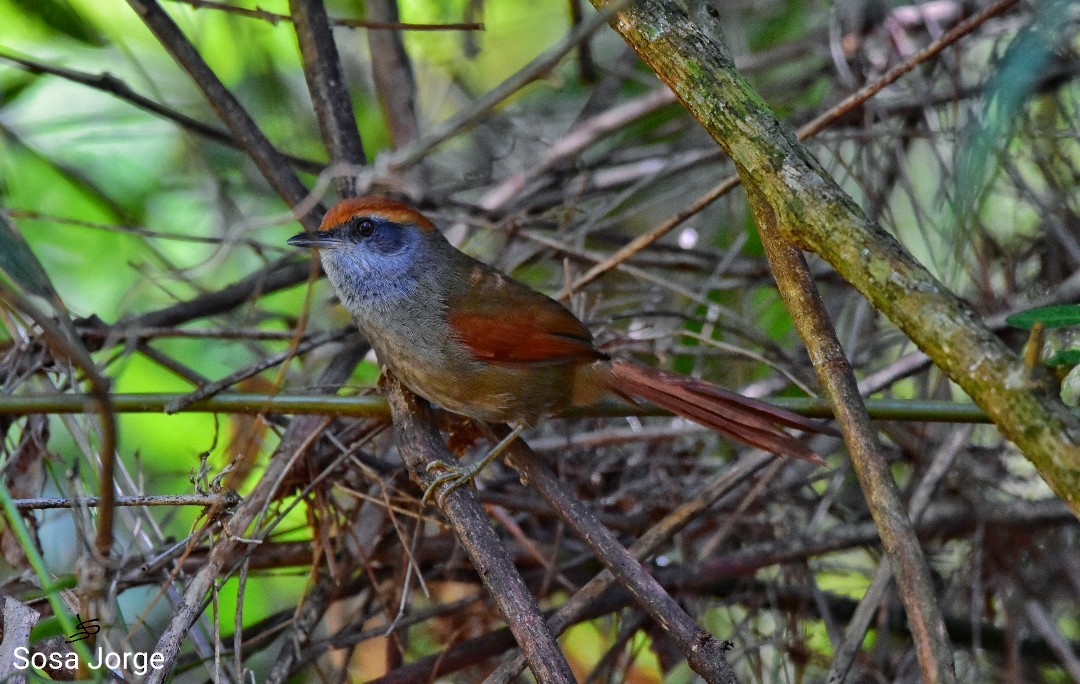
<box><xmin>608</xmin><ymin>361</ymin><xmax>834</xmax><ymax>464</ymax></box>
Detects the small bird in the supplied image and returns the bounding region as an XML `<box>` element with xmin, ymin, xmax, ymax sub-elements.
<box><xmin>288</xmin><ymin>197</ymin><xmax>830</xmax><ymax>495</ymax></box>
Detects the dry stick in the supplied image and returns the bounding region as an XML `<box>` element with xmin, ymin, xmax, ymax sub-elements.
<box><xmin>291</xmin><ymin>0</ymin><xmax>368</xmax><ymax>187</ymax></box>
<box><xmin>566</xmin><ymin>0</ymin><xmax>1020</xmax><ymax>295</ymax></box>
<box><xmin>126</xmin><ymin>0</ymin><xmax>318</xmax><ymax>226</ymax></box>
<box><xmin>1025</xmin><ymin>600</ymin><xmax>1080</xmax><ymax>682</ymax></box>
<box><xmin>796</xmin><ymin>0</ymin><xmax>1019</xmax><ymax>138</ymax></box>
<box><xmin>383</xmin><ymin>377</ymin><xmax>577</xmax><ymax>684</ymax></box>
<box><xmin>366</xmin><ymin>0</ymin><xmax>428</xmax><ymax>202</ymax></box>
<box><xmin>388</xmin><ymin>0</ymin><xmax>636</xmax><ymax>170</ymax></box>
<box><xmin>127</xmin><ymin>259</ymin><xmax>310</xmax><ymax>330</ymax></box>
<box><xmin>259</xmin><ymin>4</ymin><xmax>373</xmax><ymax>680</ymax></box>
<box><xmin>504</xmin><ymin>439</ymin><xmax>739</xmax><ymax>684</ymax></box>
<box><xmin>164</xmin><ymin>328</ymin><xmax>351</xmax><ymax>412</ymax></box>
<box><xmin>0</xmin><ymin>52</ymin><xmax>325</xmax><ymax>174</ymax></box>
<box><xmin>12</xmin><ymin>493</ymin><xmax>241</xmax><ymax>510</ymax></box>
<box><xmin>143</xmin><ymin>345</ymin><xmax>368</xmax><ymax>682</ymax></box>
<box><xmin>487</xmin><ymin>452</ymin><xmax>771</xmax><ymax>684</ymax></box>
<box><xmin>825</xmin><ymin>426</ymin><xmax>972</xmax><ymax>682</ymax></box>
<box><xmin>366</xmin><ymin>0</ymin><xmax>422</xmax><ymax>149</ymax></box>
<box><xmin>562</xmin><ymin>172</ymin><xmax>737</xmax><ymax>297</ymax></box>
<box><xmin>751</xmin><ymin>194</ymin><xmax>955</xmax><ymax>683</ymax></box>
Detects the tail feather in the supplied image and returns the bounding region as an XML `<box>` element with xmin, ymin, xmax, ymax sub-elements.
<box><xmin>609</xmin><ymin>361</ymin><xmax>833</xmax><ymax>465</ymax></box>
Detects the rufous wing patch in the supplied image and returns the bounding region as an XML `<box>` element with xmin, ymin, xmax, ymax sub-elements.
<box><xmin>449</xmin><ymin>305</ymin><xmax>603</xmax><ymax>366</ymax></box>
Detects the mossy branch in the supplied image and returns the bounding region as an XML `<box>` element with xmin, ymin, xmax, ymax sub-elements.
<box><xmin>592</xmin><ymin>0</ymin><xmax>1080</xmax><ymax>514</ymax></box>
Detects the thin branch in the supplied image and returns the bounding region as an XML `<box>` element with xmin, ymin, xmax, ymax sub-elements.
<box><xmin>291</xmin><ymin>0</ymin><xmax>368</xmax><ymax>188</ymax></box>
<box><xmin>383</xmin><ymin>375</ymin><xmax>577</xmax><ymax>684</ymax></box>
<box><xmin>126</xmin><ymin>0</ymin><xmax>319</xmax><ymax>225</ymax></box>
<box><xmin>168</xmin><ymin>0</ymin><xmax>483</xmax><ymax>31</ymax></box>
<box><xmin>387</xmin><ymin>0</ymin><xmax>636</xmax><ymax>170</ymax></box>
<box><xmin>163</xmin><ymin>328</ymin><xmax>353</xmax><ymax>412</ymax></box>
<box><xmin>11</xmin><ymin>493</ymin><xmax>242</xmax><ymax>510</ymax></box>
<box><xmin>565</xmin><ymin>0</ymin><xmax>1019</xmax><ymax>294</ymax></box>
<box><xmin>0</xmin><ymin>392</ymin><xmax>993</xmax><ymax>423</ymax></box>
<box><xmin>0</xmin><ymin>52</ymin><xmax>325</xmax><ymax>174</ymax></box>
<box><xmin>753</xmin><ymin>188</ymin><xmax>956</xmax><ymax>682</ymax></box>
<box><xmin>366</xmin><ymin>0</ymin><xmax>422</xmax><ymax>150</ymax></box>
<box><xmin>504</xmin><ymin>433</ymin><xmax>738</xmax><ymax>684</ymax></box>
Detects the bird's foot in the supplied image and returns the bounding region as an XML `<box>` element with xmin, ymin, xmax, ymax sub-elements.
<box><xmin>421</xmin><ymin>459</ymin><xmax>485</xmax><ymax>506</ymax></box>
<box><xmin>420</xmin><ymin>424</ymin><xmax>526</xmax><ymax>507</ymax></box>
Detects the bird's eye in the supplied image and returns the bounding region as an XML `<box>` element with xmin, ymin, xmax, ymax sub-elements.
<box><xmin>356</xmin><ymin>218</ymin><xmax>375</xmax><ymax>237</ymax></box>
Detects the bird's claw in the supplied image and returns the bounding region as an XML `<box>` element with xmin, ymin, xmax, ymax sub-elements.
<box><xmin>419</xmin><ymin>425</ymin><xmax>526</xmax><ymax>507</ymax></box>
<box><xmin>421</xmin><ymin>460</ymin><xmax>482</xmax><ymax>507</ymax></box>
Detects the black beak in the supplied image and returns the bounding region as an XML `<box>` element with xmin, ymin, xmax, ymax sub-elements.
<box><xmin>287</xmin><ymin>231</ymin><xmax>342</xmax><ymax>248</ymax></box>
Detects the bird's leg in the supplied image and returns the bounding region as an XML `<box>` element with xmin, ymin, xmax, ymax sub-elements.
<box><xmin>422</xmin><ymin>423</ymin><xmax>525</xmax><ymax>506</ymax></box>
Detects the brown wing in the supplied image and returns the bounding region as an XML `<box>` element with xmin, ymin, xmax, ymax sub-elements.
<box><xmin>447</xmin><ymin>263</ymin><xmax>604</xmax><ymax>367</ymax></box>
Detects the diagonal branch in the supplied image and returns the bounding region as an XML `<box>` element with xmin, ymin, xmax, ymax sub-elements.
<box><xmin>291</xmin><ymin>0</ymin><xmax>368</xmax><ymax>179</ymax></box>
<box><xmin>126</xmin><ymin>0</ymin><xmax>320</xmax><ymax>226</ymax></box>
<box><xmin>383</xmin><ymin>376</ymin><xmax>577</xmax><ymax>684</ymax></box>
<box><xmin>587</xmin><ymin>0</ymin><xmax>1080</xmax><ymax>514</ymax></box>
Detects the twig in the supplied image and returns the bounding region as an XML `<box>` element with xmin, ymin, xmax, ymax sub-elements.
<box><xmin>388</xmin><ymin>0</ymin><xmax>636</xmax><ymax>170</ymax></box>
<box><xmin>504</xmin><ymin>435</ymin><xmax>738</xmax><ymax>684</ymax></box>
<box><xmin>383</xmin><ymin>375</ymin><xmax>577</xmax><ymax>683</ymax></box>
<box><xmin>565</xmin><ymin>0</ymin><xmax>1019</xmax><ymax>294</ymax></box>
<box><xmin>291</xmin><ymin>0</ymin><xmax>368</xmax><ymax>187</ymax></box>
<box><xmin>143</xmin><ymin>344</ymin><xmax>368</xmax><ymax>681</ymax></box>
<box><xmin>126</xmin><ymin>0</ymin><xmax>318</xmax><ymax>224</ymax></box>
<box><xmin>366</xmin><ymin>0</ymin><xmax>422</xmax><ymax>150</ymax></box>
<box><xmin>0</xmin><ymin>52</ymin><xmax>325</xmax><ymax>174</ymax></box>
<box><xmin>825</xmin><ymin>426</ymin><xmax>971</xmax><ymax>681</ymax></box>
<box><xmin>11</xmin><ymin>493</ymin><xmax>241</xmax><ymax>510</ymax></box>
<box><xmin>798</xmin><ymin>0</ymin><xmax>1021</xmax><ymax>138</ymax></box>
<box><xmin>164</xmin><ymin>328</ymin><xmax>352</xmax><ymax>412</ymax></box>
<box><xmin>168</xmin><ymin>0</ymin><xmax>483</xmax><ymax>30</ymax></box>
<box><xmin>752</xmin><ymin>188</ymin><xmax>956</xmax><ymax>682</ymax></box>
<box><xmin>1025</xmin><ymin>600</ymin><xmax>1080</xmax><ymax>681</ymax></box>
<box><xmin>126</xmin><ymin>258</ymin><xmax>311</xmax><ymax>329</ymax></box>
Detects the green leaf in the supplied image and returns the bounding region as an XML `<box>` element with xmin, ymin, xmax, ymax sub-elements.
<box><xmin>1005</xmin><ymin>305</ymin><xmax>1080</xmax><ymax>330</ymax></box>
<box><xmin>8</xmin><ymin>0</ymin><xmax>104</xmax><ymax>46</ymax></box>
<box><xmin>1046</xmin><ymin>349</ymin><xmax>1080</xmax><ymax>368</ymax></box>
<box><xmin>0</xmin><ymin>213</ymin><xmax>60</xmax><ymax>301</ymax></box>
<box><xmin>0</xmin><ymin>68</ymin><xmax>37</xmax><ymax>105</ymax></box>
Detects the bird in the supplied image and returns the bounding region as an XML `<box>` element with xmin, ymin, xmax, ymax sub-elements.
<box><xmin>288</xmin><ymin>197</ymin><xmax>832</xmax><ymax>499</ymax></box>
